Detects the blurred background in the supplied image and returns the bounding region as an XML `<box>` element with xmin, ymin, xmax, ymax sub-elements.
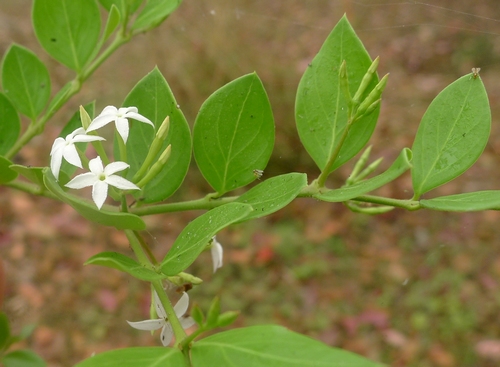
<box><xmin>2</xmin><ymin>1</ymin><xmax>500</xmax><ymax>366</ymax></box>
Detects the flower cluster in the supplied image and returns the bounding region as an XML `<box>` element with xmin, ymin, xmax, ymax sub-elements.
<box><xmin>50</xmin><ymin>106</ymin><xmax>154</xmax><ymax>209</ymax></box>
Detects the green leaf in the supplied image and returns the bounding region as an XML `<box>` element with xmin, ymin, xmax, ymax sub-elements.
<box><xmin>295</xmin><ymin>15</ymin><xmax>379</xmax><ymax>174</ymax></box>
<box><xmin>411</xmin><ymin>73</ymin><xmax>491</xmax><ymax>198</ymax></box>
<box><xmin>193</xmin><ymin>73</ymin><xmax>275</xmax><ymax>195</ymax></box>
<box><xmin>420</xmin><ymin>191</ymin><xmax>500</xmax><ymax>211</ymax></box>
<box><xmin>121</xmin><ymin>67</ymin><xmax>191</xmax><ymax>203</ymax></box>
<box><xmin>315</xmin><ymin>148</ymin><xmax>412</xmax><ymax>202</ymax></box>
<box><xmin>132</xmin><ymin>0</ymin><xmax>183</xmax><ymax>32</ymax></box>
<box><xmin>3</xmin><ymin>350</ymin><xmax>46</xmax><ymax>367</ymax></box>
<box><xmin>46</xmin><ymin>81</ymin><xmax>73</xmax><ymax>113</ymax></box>
<box><xmin>0</xmin><ymin>93</ymin><xmax>21</xmax><ymax>155</ymax></box>
<box><xmin>43</xmin><ymin>168</ymin><xmax>146</xmax><ymax>230</ymax></box>
<box><xmin>1</xmin><ymin>44</ymin><xmax>51</xmax><ymax>119</ymax></box>
<box><xmin>0</xmin><ymin>312</ymin><xmax>10</xmax><ymax>350</ymax></box>
<box><xmin>9</xmin><ymin>165</ymin><xmax>45</xmax><ymax>187</ymax></box>
<box><xmin>192</xmin><ymin>325</ymin><xmax>384</xmax><ymax>367</ymax></box>
<box><xmin>99</xmin><ymin>0</ymin><xmax>143</xmax><ymax>14</ymax></box>
<box><xmin>85</xmin><ymin>251</ymin><xmax>167</xmax><ymax>281</ymax></box>
<box><xmin>102</xmin><ymin>5</ymin><xmax>121</xmax><ymax>42</ymax></box>
<box><xmin>0</xmin><ymin>156</ymin><xmax>18</xmax><ymax>184</ymax></box>
<box><xmin>161</xmin><ymin>203</ymin><xmax>253</xmax><ymax>276</ymax></box>
<box><xmin>235</xmin><ymin>173</ymin><xmax>307</xmax><ymax>221</ymax></box>
<box><xmin>32</xmin><ymin>0</ymin><xmax>101</xmax><ymax>72</ymax></box>
<box><xmin>74</xmin><ymin>347</ymin><xmax>186</xmax><ymax>367</ymax></box>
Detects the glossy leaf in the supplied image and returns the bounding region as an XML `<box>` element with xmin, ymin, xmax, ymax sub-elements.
<box><xmin>32</xmin><ymin>0</ymin><xmax>101</xmax><ymax>72</ymax></box>
<box><xmin>192</xmin><ymin>325</ymin><xmax>384</xmax><ymax>367</ymax></box>
<box><xmin>9</xmin><ymin>165</ymin><xmax>45</xmax><ymax>187</ymax></box>
<box><xmin>85</xmin><ymin>251</ymin><xmax>166</xmax><ymax>281</ymax></box>
<box><xmin>193</xmin><ymin>73</ymin><xmax>275</xmax><ymax>195</ymax></box>
<box><xmin>0</xmin><ymin>312</ymin><xmax>10</xmax><ymax>350</ymax></box>
<box><xmin>132</xmin><ymin>0</ymin><xmax>183</xmax><ymax>32</ymax></box>
<box><xmin>102</xmin><ymin>5</ymin><xmax>121</xmax><ymax>42</ymax></box>
<box><xmin>420</xmin><ymin>191</ymin><xmax>500</xmax><ymax>211</ymax></box>
<box><xmin>235</xmin><ymin>173</ymin><xmax>307</xmax><ymax>221</ymax></box>
<box><xmin>315</xmin><ymin>148</ymin><xmax>412</xmax><ymax>202</ymax></box>
<box><xmin>0</xmin><ymin>93</ymin><xmax>20</xmax><ymax>155</ymax></box>
<box><xmin>74</xmin><ymin>347</ymin><xmax>186</xmax><ymax>367</ymax></box>
<box><xmin>3</xmin><ymin>350</ymin><xmax>46</xmax><ymax>367</ymax></box>
<box><xmin>121</xmin><ymin>67</ymin><xmax>191</xmax><ymax>203</ymax></box>
<box><xmin>412</xmin><ymin>73</ymin><xmax>491</xmax><ymax>198</ymax></box>
<box><xmin>1</xmin><ymin>44</ymin><xmax>51</xmax><ymax>119</ymax></box>
<box><xmin>99</xmin><ymin>0</ymin><xmax>143</xmax><ymax>14</ymax></box>
<box><xmin>161</xmin><ymin>203</ymin><xmax>253</xmax><ymax>276</ymax></box>
<box><xmin>43</xmin><ymin>168</ymin><xmax>146</xmax><ymax>230</ymax></box>
<box><xmin>0</xmin><ymin>156</ymin><xmax>18</xmax><ymax>184</ymax></box>
<box><xmin>295</xmin><ymin>15</ymin><xmax>379</xmax><ymax>174</ymax></box>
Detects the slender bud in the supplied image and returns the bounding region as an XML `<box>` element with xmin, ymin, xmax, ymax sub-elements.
<box><xmin>352</xmin><ymin>56</ymin><xmax>380</xmax><ymax>106</ymax></box>
<box><xmin>156</xmin><ymin>115</ymin><xmax>170</xmax><ymax>140</ymax></box>
<box><xmin>356</xmin><ymin>157</ymin><xmax>383</xmax><ymax>182</ymax></box>
<box><xmin>339</xmin><ymin>60</ymin><xmax>352</xmax><ymax>103</ymax></box>
<box><xmin>216</xmin><ymin>311</ymin><xmax>240</xmax><ymax>328</ymax></box>
<box><xmin>136</xmin><ymin>145</ymin><xmax>172</xmax><ymax>188</ymax></box>
<box><xmin>133</xmin><ymin>116</ymin><xmax>170</xmax><ymax>183</ymax></box>
<box><xmin>206</xmin><ymin>297</ymin><xmax>221</xmax><ymax>327</ymax></box>
<box><xmin>80</xmin><ymin>105</ymin><xmax>92</xmax><ymax>130</ymax></box>
<box><xmin>347</xmin><ymin>145</ymin><xmax>372</xmax><ymax>185</ymax></box>
<box><xmin>353</xmin><ymin>73</ymin><xmax>389</xmax><ymax>121</ymax></box>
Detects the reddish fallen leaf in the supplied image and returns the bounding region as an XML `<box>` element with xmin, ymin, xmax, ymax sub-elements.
<box><xmin>475</xmin><ymin>339</ymin><xmax>500</xmax><ymax>360</ymax></box>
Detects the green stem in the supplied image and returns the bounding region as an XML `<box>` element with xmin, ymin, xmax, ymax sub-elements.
<box><xmin>5</xmin><ymin>180</ymin><xmax>57</xmax><ymax>199</ymax></box>
<box><xmin>124</xmin><ymin>229</ymin><xmax>153</xmax><ymax>266</ymax></box>
<box><xmin>316</xmin><ymin>120</ymin><xmax>353</xmax><ymax>188</ymax></box>
<box><xmin>130</xmin><ymin>196</ymin><xmax>237</xmax><ymax>216</ymax></box>
<box><xmin>352</xmin><ymin>194</ymin><xmax>421</xmax><ymax>210</ymax></box>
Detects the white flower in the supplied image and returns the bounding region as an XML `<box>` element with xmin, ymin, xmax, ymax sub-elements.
<box><xmin>65</xmin><ymin>156</ymin><xmax>139</xmax><ymax>209</ymax></box>
<box><xmin>211</xmin><ymin>236</ymin><xmax>223</xmax><ymax>273</ymax></box>
<box><xmin>127</xmin><ymin>292</ymin><xmax>195</xmax><ymax>347</ymax></box>
<box><xmin>86</xmin><ymin>106</ymin><xmax>154</xmax><ymax>143</ymax></box>
<box><xmin>50</xmin><ymin>127</ymin><xmax>105</xmax><ymax>180</ymax></box>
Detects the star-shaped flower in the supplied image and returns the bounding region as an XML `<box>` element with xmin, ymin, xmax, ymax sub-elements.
<box><xmin>211</xmin><ymin>236</ymin><xmax>223</xmax><ymax>273</ymax></box>
<box><xmin>65</xmin><ymin>156</ymin><xmax>139</xmax><ymax>209</ymax></box>
<box><xmin>127</xmin><ymin>292</ymin><xmax>195</xmax><ymax>346</ymax></box>
<box><xmin>86</xmin><ymin>106</ymin><xmax>154</xmax><ymax>143</ymax></box>
<box><xmin>50</xmin><ymin>127</ymin><xmax>105</xmax><ymax>180</ymax></box>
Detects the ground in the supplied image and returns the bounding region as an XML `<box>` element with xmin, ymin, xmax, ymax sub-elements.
<box><xmin>2</xmin><ymin>1</ymin><xmax>500</xmax><ymax>366</ymax></box>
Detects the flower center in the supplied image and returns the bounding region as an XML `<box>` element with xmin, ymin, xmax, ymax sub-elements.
<box><xmin>98</xmin><ymin>173</ymin><xmax>106</xmax><ymax>181</ymax></box>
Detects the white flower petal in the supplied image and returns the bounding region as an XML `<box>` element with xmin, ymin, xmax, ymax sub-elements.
<box><xmin>92</xmin><ymin>180</ymin><xmax>108</xmax><ymax>209</ymax></box>
<box><xmin>50</xmin><ymin>148</ymin><xmax>63</xmax><ymax>179</ymax></box>
<box><xmin>153</xmin><ymin>291</ymin><xmax>167</xmax><ymax>319</ymax></box>
<box><xmin>86</xmin><ymin>115</ymin><xmax>116</xmax><ymax>133</ymax></box>
<box><xmin>102</xmin><ymin>105</ymin><xmax>119</xmax><ymax>114</ymax></box>
<box><xmin>127</xmin><ymin>319</ymin><xmax>164</xmax><ymax>331</ymax></box>
<box><xmin>211</xmin><ymin>239</ymin><xmax>223</xmax><ymax>273</ymax></box>
<box><xmin>180</xmin><ymin>316</ymin><xmax>196</xmax><ymax>330</ymax></box>
<box><xmin>160</xmin><ymin>323</ymin><xmax>174</xmax><ymax>347</ymax></box>
<box><xmin>115</xmin><ymin>117</ymin><xmax>130</xmax><ymax>143</ymax></box>
<box><xmin>88</xmin><ymin>156</ymin><xmax>104</xmax><ymax>174</ymax></box>
<box><xmin>174</xmin><ymin>292</ymin><xmax>190</xmax><ymax>318</ymax></box>
<box><xmin>50</xmin><ymin>137</ymin><xmax>65</xmax><ymax>156</ymax></box>
<box><xmin>69</xmin><ymin>127</ymin><xmax>87</xmax><ymax>138</ymax></box>
<box><xmin>125</xmin><ymin>111</ymin><xmax>154</xmax><ymax>126</ymax></box>
<box><xmin>65</xmin><ymin>172</ymin><xmax>98</xmax><ymax>189</ymax></box>
<box><xmin>105</xmin><ymin>176</ymin><xmax>140</xmax><ymax>191</ymax></box>
<box><xmin>62</xmin><ymin>144</ymin><xmax>83</xmax><ymax>168</ymax></box>
<box><xmin>104</xmin><ymin>161</ymin><xmax>129</xmax><ymax>176</ymax></box>
<box><xmin>71</xmin><ymin>134</ymin><xmax>106</xmax><ymax>143</ymax></box>
<box><xmin>120</xmin><ymin>106</ymin><xmax>137</xmax><ymax>114</ymax></box>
